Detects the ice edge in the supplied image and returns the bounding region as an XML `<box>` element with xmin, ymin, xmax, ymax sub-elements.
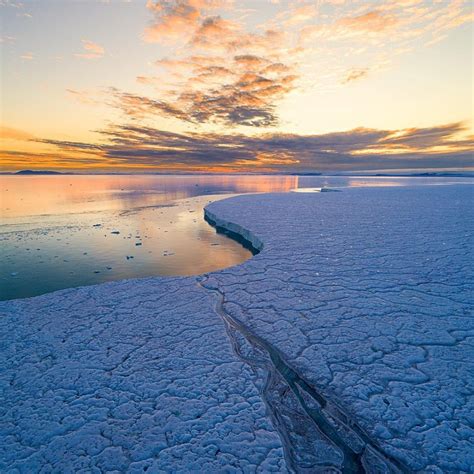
<box><xmin>204</xmin><ymin>207</ymin><xmax>264</xmax><ymax>255</ymax></box>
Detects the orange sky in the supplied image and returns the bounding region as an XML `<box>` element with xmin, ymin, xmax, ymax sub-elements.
<box><xmin>1</xmin><ymin>0</ymin><xmax>473</xmax><ymax>173</ymax></box>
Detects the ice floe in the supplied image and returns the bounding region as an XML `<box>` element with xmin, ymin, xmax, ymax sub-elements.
<box><xmin>203</xmin><ymin>185</ymin><xmax>474</xmax><ymax>472</ymax></box>
<box><xmin>1</xmin><ymin>185</ymin><xmax>473</xmax><ymax>472</ymax></box>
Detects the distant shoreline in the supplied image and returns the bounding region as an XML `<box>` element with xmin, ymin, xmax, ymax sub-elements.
<box><xmin>1</xmin><ymin>170</ymin><xmax>473</xmax><ymax>178</ymax></box>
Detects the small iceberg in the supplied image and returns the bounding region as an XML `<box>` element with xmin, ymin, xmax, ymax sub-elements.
<box><xmin>291</xmin><ymin>187</ymin><xmax>341</xmax><ymax>193</ymax></box>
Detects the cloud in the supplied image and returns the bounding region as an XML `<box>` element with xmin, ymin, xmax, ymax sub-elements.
<box><xmin>29</xmin><ymin>121</ymin><xmax>473</xmax><ymax>172</ymax></box>
<box><xmin>342</xmin><ymin>67</ymin><xmax>369</xmax><ymax>84</ymax></box>
<box><xmin>189</xmin><ymin>18</ymin><xmax>286</xmax><ymax>55</ymax></box>
<box><xmin>111</xmin><ymin>51</ymin><xmax>298</xmax><ymax>127</ymax></box>
<box><xmin>282</xmin><ymin>4</ymin><xmax>318</xmax><ymax>27</ymax></box>
<box><xmin>56</xmin><ymin>1</ymin><xmax>474</xmax><ymax>141</ymax></box>
<box><xmin>133</xmin><ymin>0</ymin><xmax>300</xmax><ymax>128</ymax></box>
<box><xmin>0</xmin><ymin>35</ymin><xmax>15</xmax><ymax>43</ymax></box>
<box><xmin>143</xmin><ymin>0</ymin><xmax>225</xmax><ymax>43</ymax></box>
<box><xmin>0</xmin><ymin>0</ymin><xmax>31</xmax><ymax>15</ymax></box>
<box><xmin>0</xmin><ymin>149</ymin><xmax>109</xmax><ymax>170</ymax></box>
<box><xmin>189</xmin><ymin>15</ymin><xmax>239</xmax><ymax>50</ymax></box>
<box><xmin>380</xmin><ymin>122</ymin><xmax>468</xmax><ymax>149</ymax></box>
<box><xmin>0</xmin><ymin>125</ymin><xmax>35</xmax><ymax>141</ymax></box>
<box><xmin>234</xmin><ymin>54</ymin><xmax>269</xmax><ymax>69</ymax></box>
<box><xmin>20</xmin><ymin>52</ymin><xmax>33</xmax><ymax>60</ymax></box>
<box><xmin>135</xmin><ymin>0</ymin><xmax>474</xmax><ymax>130</ymax></box>
<box><xmin>74</xmin><ymin>40</ymin><xmax>105</xmax><ymax>59</ymax></box>
<box><xmin>66</xmin><ymin>89</ymin><xmax>102</xmax><ymax>105</ymax></box>
<box><xmin>136</xmin><ymin>2</ymin><xmax>302</xmax><ymax>128</ymax></box>
<box><xmin>297</xmin><ymin>0</ymin><xmax>473</xmax><ymax>85</ymax></box>
<box><xmin>109</xmin><ymin>86</ymin><xmax>278</xmax><ymax>127</ymax></box>
<box><xmin>107</xmin><ymin>88</ymin><xmax>191</xmax><ymax>122</ymax></box>
<box><xmin>339</xmin><ymin>10</ymin><xmax>398</xmax><ymax>33</ymax></box>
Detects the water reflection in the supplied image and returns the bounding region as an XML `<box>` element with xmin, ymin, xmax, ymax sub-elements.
<box><xmin>1</xmin><ymin>174</ymin><xmax>472</xmax><ymax>300</ymax></box>
<box><xmin>2</xmin><ymin>174</ymin><xmax>472</xmax><ymax>220</ymax></box>
<box><xmin>0</xmin><ymin>194</ymin><xmax>256</xmax><ymax>300</ymax></box>
<box><xmin>1</xmin><ymin>174</ymin><xmax>298</xmax><ymax>219</ymax></box>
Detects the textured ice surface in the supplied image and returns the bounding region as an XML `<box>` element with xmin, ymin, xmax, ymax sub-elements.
<box><xmin>0</xmin><ymin>279</ymin><xmax>286</xmax><ymax>472</ymax></box>
<box><xmin>1</xmin><ymin>185</ymin><xmax>473</xmax><ymax>472</ymax></box>
<box><xmin>205</xmin><ymin>185</ymin><xmax>474</xmax><ymax>472</ymax></box>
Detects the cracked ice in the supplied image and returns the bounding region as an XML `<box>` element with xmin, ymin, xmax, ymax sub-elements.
<box><xmin>1</xmin><ymin>185</ymin><xmax>473</xmax><ymax>472</ymax></box>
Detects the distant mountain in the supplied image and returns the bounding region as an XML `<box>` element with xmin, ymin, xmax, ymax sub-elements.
<box><xmin>15</xmin><ymin>170</ymin><xmax>65</xmax><ymax>175</ymax></box>
<box><xmin>289</xmin><ymin>172</ymin><xmax>322</xmax><ymax>176</ymax></box>
<box><xmin>373</xmin><ymin>172</ymin><xmax>474</xmax><ymax>178</ymax></box>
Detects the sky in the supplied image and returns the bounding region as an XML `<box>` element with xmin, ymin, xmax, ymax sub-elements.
<box><xmin>1</xmin><ymin>0</ymin><xmax>473</xmax><ymax>173</ymax></box>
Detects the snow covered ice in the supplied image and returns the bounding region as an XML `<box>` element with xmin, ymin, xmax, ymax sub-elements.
<box><xmin>204</xmin><ymin>185</ymin><xmax>474</xmax><ymax>472</ymax></box>
<box><xmin>1</xmin><ymin>185</ymin><xmax>473</xmax><ymax>472</ymax></box>
<box><xmin>0</xmin><ymin>278</ymin><xmax>286</xmax><ymax>472</ymax></box>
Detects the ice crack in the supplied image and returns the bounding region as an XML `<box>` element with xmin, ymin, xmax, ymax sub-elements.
<box><xmin>198</xmin><ymin>275</ymin><xmax>408</xmax><ymax>474</ymax></box>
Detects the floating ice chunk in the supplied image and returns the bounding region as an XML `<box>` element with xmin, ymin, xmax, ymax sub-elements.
<box><xmin>291</xmin><ymin>187</ymin><xmax>341</xmax><ymax>193</ymax></box>
<box><xmin>291</xmin><ymin>187</ymin><xmax>322</xmax><ymax>193</ymax></box>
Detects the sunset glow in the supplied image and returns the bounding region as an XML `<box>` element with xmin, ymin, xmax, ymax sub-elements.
<box><xmin>1</xmin><ymin>0</ymin><xmax>472</xmax><ymax>173</ymax></box>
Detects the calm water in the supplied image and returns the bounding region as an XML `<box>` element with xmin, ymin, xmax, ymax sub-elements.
<box><xmin>1</xmin><ymin>174</ymin><xmax>472</xmax><ymax>300</ymax></box>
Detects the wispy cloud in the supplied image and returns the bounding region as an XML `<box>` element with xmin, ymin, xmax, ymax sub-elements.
<box><xmin>19</xmin><ymin>52</ymin><xmax>33</xmax><ymax>60</ymax></box>
<box><xmin>342</xmin><ymin>68</ymin><xmax>369</xmax><ymax>84</ymax></box>
<box><xmin>0</xmin><ymin>0</ymin><xmax>32</xmax><ymax>18</ymax></box>
<box><xmin>0</xmin><ymin>126</ymin><xmax>35</xmax><ymax>141</ymax></box>
<box><xmin>66</xmin><ymin>88</ymin><xmax>102</xmax><ymax>105</ymax></box>
<box><xmin>74</xmin><ymin>40</ymin><xmax>105</xmax><ymax>60</ymax></box>
<box><xmin>296</xmin><ymin>0</ymin><xmax>473</xmax><ymax>91</ymax></box>
<box><xmin>0</xmin><ymin>35</ymin><xmax>15</xmax><ymax>43</ymax></box>
<box><xmin>107</xmin><ymin>88</ymin><xmax>191</xmax><ymax>122</ymax></box>
<box><xmin>339</xmin><ymin>10</ymin><xmax>398</xmax><ymax>33</ymax></box>
<box><xmin>0</xmin><ymin>0</ymin><xmax>24</xmax><ymax>8</ymax></box>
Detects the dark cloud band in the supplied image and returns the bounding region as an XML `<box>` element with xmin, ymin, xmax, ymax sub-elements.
<box><xmin>29</xmin><ymin>122</ymin><xmax>473</xmax><ymax>172</ymax></box>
